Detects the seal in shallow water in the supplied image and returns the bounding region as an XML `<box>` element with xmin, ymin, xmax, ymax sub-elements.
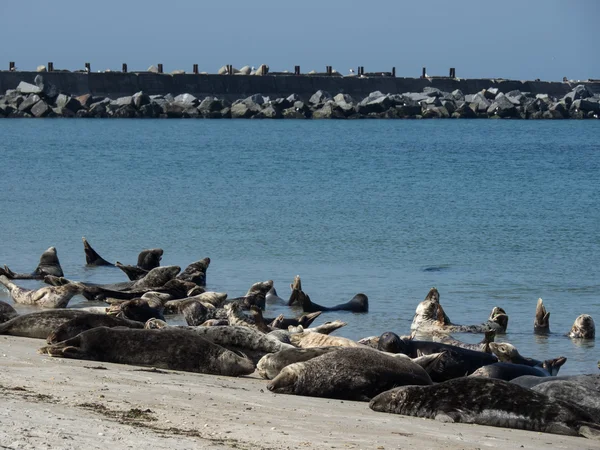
<box><xmin>0</xmin><ymin>309</ymin><xmax>92</xmax><ymax>339</ymax></box>
<box><xmin>82</xmin><ymin>237</ymin><xmax>113</xmax><ymax>266</ymax></box>
<box><xmin>534</xmin><ymin>298</ymin><xmax>550</xmax><ymax>333</ymax></box>
<box><xmin>0</xmin><ymin>246</ymin><xmax>64</xmax><ymax>279</ymax></box>
<box><xmin>411</xmin><ymin>287</ymin><xmax>508</xmax><ymax>334</ymax></box>
<box><xmin>267</xmin><ymin>347</ymin><xmax>432</xmax><ymax>401</ymax></box>
<box><xmin>39</xmin><ymin>327</ymin><xmax>255</xmax><ymax>377</ymax></box>
<box><xmin>568</xmin><ymin>314</ymin><xmax>595</xmax><ymax>339</ymax></box>
<box><xmin>369</xmin><ymin>377</ymin><xmax>599</xmax><ymax>438</ymax></box>
<box><xmin>470</xmin><ymin>357</ymin><xmax>567</xmax><ymax>381</ymax></box>
<box><xmin>0</xmin><ymin>275</ymin><xmax>83</xmax><ymax>308</ymax></box>
<box><xmin>287</xmin><ymin>276</ymin><xmax>368</xmax><ymax>312</ymax></box>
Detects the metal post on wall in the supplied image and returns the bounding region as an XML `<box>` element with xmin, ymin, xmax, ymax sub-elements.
<box><xmin>422</xmin><ymin>67</ymin><xmax>426</xmax><ymax>78</ymax></box>
<box><xmin>48</xmin><ymin>62</ymin><xmax>54</xmax><ymax>72</ymax></box>
<box><xmin>85</xmin><ymin>62</ymin><xmax>91</xmax><ymax>73</ymax></box>
<box><xmin>392</xmin><ymin>67</ymin><xmax>396</xmax><ymax>77</ymax></box>
<box><xmin>9</xmin><ymin>61</ymin><xmax>15</xmax><ymax>71</ymax></box>
<box><xmin>294</xmin><ymin>65</ymin><xmax>300</xmax><ymax>75</ymax></box>
<box><xmin>193</xmin><ymin>64</ymin><xmax>198</xmax><ymax>74</ymax></box>
<box><xmin>157</xmin><ymin>63</ymin><xmax>163</xmax><ymax>74</ymax></box>
<box><xmin>122</xmin><ymin>63</ymin><xmax>128</xmax><ymax>73</ymax></box>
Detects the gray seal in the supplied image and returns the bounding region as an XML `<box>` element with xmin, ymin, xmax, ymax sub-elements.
<box><xmin>176</xmin><ymin>257</ymin><xmax>210</xmax><ymax>286</ymax></box>
<box><xmin>470</xmin><ymin>357</ymin><xmax>567</xmax><ymax>381</ymax></box>
<box><xmin>369</xmin><ymin>377</ymin><xmax>599</xmax><ymax>438</ymax></box>
<box><xmin>0</xmin><ymin>309</ymin><xmax>92</xmax><ymax>339</ymax></box>
<box><xmin>0</xmin><ymin>275</ymin><xmax>83</xmax><ymax>308</ymax></box>
<box><xmin>530</xmin><ymin>375</ymin><xmax>600</xmax><ymax>417</ymax></box>
<box><xmin>568</xmin><ymin>314</ymin><xmax>595</xmax><ymax>339</ymax></box>
<box><xmin>0</xmin><ymin>246</ymin><xmax>64</xmax><ymax>279</ymax></box>
<box><xmin>411</xmin><ymin>287</ymin><xmax>508</xmax><ymax>334</ymax></box>
<box><xmin>0</xmin><ymin>300</ymin><xmax>18</xmax><ymax>323</ymax></box>
<box><xmin>46</xmin><ymin>314</ymin><xmax>145</xmax><ymax>344</ymax></box>
<box><xmin>257</xmin><ymin>347</ymin><xmax>341</xmax><ymax>380</ymax></box>
<box><xmin>287</xmin><ymin>276</ymin><xmax>368</xmax><ymax>312</ymax></box>
<box><xmin>534</xmin><ymin>298</ymin><xmax>550</xmax><ymax>333</ymax></box>
<box><xmin>82</xmin><ymin>237</ymin><xmax>113</xmax><ymax>266</ymax></box>
<box><xmin>38</xmin><ymin>327</ymin><xmax>255</xmax><ymax>377</ymax></box>
<box><xmin>267</xmin><ymin>347</ymin><xmax>432</xmax><ymax>401</ymax></box>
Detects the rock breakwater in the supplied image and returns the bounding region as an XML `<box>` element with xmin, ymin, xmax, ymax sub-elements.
<box><xmin>1</xmin><ymin>75</ymin><xmax>599</xmax><ymax>119</ymax></box>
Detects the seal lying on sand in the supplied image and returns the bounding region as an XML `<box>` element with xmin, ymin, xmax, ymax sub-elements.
<box><xmin>107</xmin><ymin>296</ymin><xmax>165</xmax><ymax>322</ymax></box>
<box><xmin>377</xmin><ymin>331</ymin><xmax>497</xmax><ymax>382</ymax></box>
<box><xmin>534</xmin><ymin>298</ymin><xmax>550</xmax><ymax>333</ymax></box>
<box><xmin>267</xmin><ymin>347</ymin><xmax>432</xmax><ymax>401</ymax></box>
<box><xmin>257</xmin><ymin>347</ymin><xmax>342</xmax><ymax>379</ymax></box>
<box><xmin>529</xmin><ymin>375</ymin><xmax>600</xmax><ymax>417</ymax></box>
<box><xmin>39</xmin><ymin>327</ymin><xmax>255</xmax><ymax>377</ymax></box>
<box><xmin>411</xmin><ymin>287</ymin><xmax>508</xmax><ymax>334</ymax></box>
<box><xmin>369</xmin><ymin>377</ymin><xmax>599</xmax><ymax>438</ymax></box>
<box><xmin>0</xmin><ymin>275</ymin><xmax>83</xmax><ymax>308</ymax></box>
<box><xmin>290</xmin><ymin>330</ymin><xmax>362</xmax><ymax>348</ymax></box>
<box><xmin>0</xmin><ymin>309</ymin><xmax>92</xmax><ymax>339</ymax></box>
<box><xmin>432</xmin><ymin>330</ymin><xmax>495</xmax><ymax>353</ymax></box>
<box><xmin>568</xmin><ymin>314</ymin><xmax>595</xmax><ymax>339</ymax></box>
<box><xmin>0</xmin><ymin>247</ymin><xmax>64</xmax><ymax>279</ymax></box>
<box><xmin>164</xmin><ymin>292</ymin><xmax>227</xmax><ymax>312</ymax></box>
<box><xmin>0</xmin><ymin>300</ymin><xmax>18</xmax><ymax>323</ymax></box>
<box><xmin>82</xmin><ymin>237</ymin><xmax>113</xmax><ymax>266</ymax></box>
<box><xmin>288</xmin><ymin>276</ymin><xmax>368</xmax><ymax>312</ymax></box>
<box><xmin>470</xmin><ymin>357</ymin><xmax>567</xmax><ymax>380</ymax></box>
<box><xmin>47</xmin><ymin>314</ymin><xmax>145</xmax><ymax>343</ymax></box>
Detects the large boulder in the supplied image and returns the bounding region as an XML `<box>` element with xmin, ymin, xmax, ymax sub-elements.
<box><xmin>309</xmin><ymin>90</ymin><xmax>332</xmax><ymax>107</ymax></box>
<box><xmin>56</xmin><ymin>94</ymin><xmax>81</xmax><ymax>113</ymax></box>
<box><xmin>16</xmin><ymin>82</ymin><xmax>42</xmax><ymax>95</ymax></box>
<box><xmin>422</xmin><ymin>87</ymin><xmax>443</xmax><ymax>98</ymax></box>
<box><xmin>358</xmin><ymin>92</ymin><xmax>395</xmax><ymax>114</ymax></box>
<box><xmin>163</xmin><ymin>102</ymin><xmax>186</xmax><ymax>118</ymax></box>
<box><xmin>451</xmin><ymin>89</ymin><xmax>464</xmax><ymax>101</ymax></box>
<box><xmin>133</xmin><ymin>91</ymin><xmax>151</xmax><ymax>109</ymax></box>
<box><xmin>34</xmin><ymin>75</ymin><xmax>58</xmax><ymax>98</ymax></box>
<box><xmin>282</xmin><ymin>107</ymin><xmax>307</xmax><ymax>119</ymax></box>
<box><xmin>174</xmin><ymin>93</ymin><xmax>199</xmax><ymax>107</ymax></box>
<box><xmin>138</xmin><ymin>103</ymin><xmax>163</xmax><ymax>118</ymax></box>
<box><xmin>487</xmin><ymin>93</ymin><xmax>518</xmax><ymax>118</ymax></box>
<box><xmin>198</xmin><ymin>97</ymin><xmax>225</xmax><ymax>114</ymax></box>
<box><xmin>422</xmin><ymin>106</ymin><xmax>450</xmax><ymax>118</ymax></box>
<box><xmin>452</xmin><ymin>102</ymin><xmax>478</xmax><ymax>118</ymax></box>
<box><xmin>312</xmin><ymin>102</ymin><xmax>343</xmax><ymax>119</ymax></box>
<box><xmin>253</xmin><ymin>105</ymin><xmax>281</xmax><ymax>119</ymax></box>
<box><xmin>76</xmin><ymin>94</ymin><xmax>93</xmax><ymax>108</ymax></box>
<box><xmin>469</xmin><ymin>92</ymin><xmax>491</xmax><ymax>113</ymax></box>
<box><xmin>571</xmin><ymin>98</ymin><xmax>600</xmax><ymax>113</ymax></box>
<box><xmin>395</xmin><ymin>104</ymin><xmax>421</xmax><ymax>118</ymax></box>
<box><xmin>115</xmin><ymin>96</ymin><xmax>134</xmax><ymax>107</ymax></box>
<box><xmin>89</xmin><ymin>102</ymin><xmax>108</xmax><ymax>118</ymax></box>
<box><xmin>30</xmin><ymin>100</ymin><xmax>50</xmax><ymax>118</ymax></box>
<box><xmin>231</xmin><ymin>102</ymin><xmax>258</xmax><ymax>118</ymax></box>
<box><xmin>403</xmin><ymin>92</ymin><xmax>429</xmax><ymax>103</ymax></box>
<box><xmin>484</xmin><ymin>87</ymin><xmax>499</xmax><ymax>99</ymax></box>
<box><xmin>242</xmin><ymin>94</ymin><xmax>266</xmax><ymax>107</ymax></box>
<box><xmin>564</xmin><ymin>84</ymin><xmax>593</xmax><ymax>103</ymax></box>
<box><xmin>112</xmin><ymin>105</ymin><xmax>138</xmax><ymax>118</ymax></box>
<box><xmin>18</xmin><ymin>94</ymin><xmax>41</xmax><ymax>112</ymax></box>
<box><xmin>505</xmin><ymin>90</ymin><xmax>525</xmax><ymax>105</ymax></box>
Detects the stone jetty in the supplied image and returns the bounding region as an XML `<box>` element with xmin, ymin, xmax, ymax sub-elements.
<box><xmin>1</xmin><ymin>75</ymin><xmax>599</xmax><ymax>119</ymax></box>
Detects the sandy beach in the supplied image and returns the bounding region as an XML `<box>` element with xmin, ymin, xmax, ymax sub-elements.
<box><xmin>0</xmin><ymin>335</ymin><xmax>597</xmax><ymax>450</ymax></box>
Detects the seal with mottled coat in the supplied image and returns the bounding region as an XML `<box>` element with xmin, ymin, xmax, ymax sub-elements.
<box><xmin>290</xmin><ymin>330</ymin><xmax>362</xmax><ymax>348</ymax></box>
<box><xmin>47</xmin><ymin>314</ymin><xmax>145</xmax><ymax>344</ymax></box>
<box><xmin>0</xmin><ymin>300</ymin><xmax>18</xmax><ymax>323</ymax></box>
<box><xmin>267</xmin><ymin>347</ymin><xmax>432</xmax><ymax>401</ymax></box>
<box><xmin>257</xmin><ymin>347</ymin><xmax>342</xmax><ymax>379</ymax></box>
<box><xmin>0</xmin><ymin>275</ymin><xmax>83</xmax><ymax>308</ymax></box>
<box><xmin>534</xmin><ymin>298</ymin><xmax>550</xmax><ymax>333</ymax></box>
<box><xmin>369</xmin><ymin>377</ymin><xmax>600</xmax><ymax>438</ymax></box>
<box><xmin>568</xmin><ymin>314</ymin><xmax>595</xmax><ymax>339</ymax></box>
<box><xmin>39</xmin><ymin>327</ymin><xmax>255</xmax><ymax>377</ymax></box>
<box><xmin>0</xmin><ymin>309</ymin><xmax>92</xmax><ymax>339</ymax></box>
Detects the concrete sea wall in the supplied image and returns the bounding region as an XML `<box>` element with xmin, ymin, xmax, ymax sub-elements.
<box><xmin>1</xmin><ymin>71</ymin><xmax>599</xmax><ymax>100</ymax></box>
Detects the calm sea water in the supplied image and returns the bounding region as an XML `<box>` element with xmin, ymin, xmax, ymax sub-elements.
<box><xmin>0</xmin><ymin>119</ymin><xmax>598</xmax><ymax>375</ymax></box>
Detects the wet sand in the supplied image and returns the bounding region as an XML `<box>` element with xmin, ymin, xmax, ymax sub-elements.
<box><xmin>1</xmin><ymin>335</ymin><xmax>598</xmax><ymax>450</ymax></box>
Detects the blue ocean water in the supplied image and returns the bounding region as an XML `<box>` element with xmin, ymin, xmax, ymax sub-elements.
<box><xmin>0</xmin><ymin>119</ymin><xmax>598</xmax><ymax>375</ymax></box>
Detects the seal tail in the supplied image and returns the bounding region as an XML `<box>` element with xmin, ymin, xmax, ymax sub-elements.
<box><xmin>82</xmin><ymin>237</ymin><xmax>113</xmax><ymax>266</ymax></box>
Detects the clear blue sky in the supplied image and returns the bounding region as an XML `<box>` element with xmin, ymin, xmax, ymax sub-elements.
<box><xmin>1</xmin><ymin>0</ymin><xmax>598</xmax><ymax>81</ymax></box>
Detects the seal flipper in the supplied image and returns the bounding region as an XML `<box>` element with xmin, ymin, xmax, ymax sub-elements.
<box><xmin>82</xmin><ymin>237</ymin><xmax>114</xmax><ymax>266</ymax></box>
<box><xmin>115</xmin><ymin>262</ymin><xmax>148</xmax><ymax>281</ymax></box>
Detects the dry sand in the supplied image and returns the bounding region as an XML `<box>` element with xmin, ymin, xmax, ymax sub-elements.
<box><xmin>1</xmin><ymin>335</ymin><xmax>598</xmax><ymax>450</ymax></box>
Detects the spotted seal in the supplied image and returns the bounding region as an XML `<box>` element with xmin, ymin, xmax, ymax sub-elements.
<box><xmin>257</xmin><ymin>347</ymin><xmax>341</xmax><ymax>379</ymax></box>
<box><xmin>0</xmin><ymin>275</ymin><xmax>83</xmax><ymax>308</ymax></box>
<box><xmin>0</xmin><ymin>247</ymin><xmax>64</xmax><ymax>279</ymax></box>
<box><xmin>290</xmin><ymin>330</ymin><xmax>362</xmax><ymax>348</ymax></box>
<box><xmin>176</xmin><ymin>257</ymin><xmax>210</xmax><ymax>286</ymax></box>
<box><xmin>489</xmin><ymin>342</ymin><xmax>542</xmax><ymax>366</ymax></box>
<box><xmin>0</xmin><ymin>300</ymin><xmax>18</xmax><ymax>323</ymax></box>
<box><xmin>377</xmin><ymin>331</ymin><xmax>497</xmax><ymax>382</ymax></box>
<box><xmin>288</xmin><ymin>276</ymin><xmax>368</xmax><ymax>312</ymax></box>
<box><xmin>227</xmin><ymin>280</ymin><xmax>274</xmax><ymax>310</ymax></box>
<box><xmin>568</xmin><ymin>314</ymin><xmax>595</xmax><ymax>339</ymax></box>
<box><xmin>432</xmin><ymin>330</ymin><xmax>495</xmax><ymax>353</ymax></box>
<box><xmin>534</xmin><ymin>298</ymin><xmax>550</xmax><ymax>333</ymax></box>
<box><xmin>107</xmin><ymin>296</ymin><xmax>165</xmax><ymax>322</ymax></box>
<box><xmin>82</xmin><ymin>237</ymin><xmax>113</xmax><ymax>266</ymax></box>
<box><xmin>470</xmin><ymin>357</ymin><xmax>567</xmax><ymax>381</ymax></box>
<box><xmin>39</xmin><ymin>327</ymin><xmax>255</xmax><ymax>376</ymax></box>
<box><xmin>369</xmin><ymin>377</ymin><xmax>599</xmax><ymax>438</ymax></box>
<box><xmin>267</xmin><ymin>347</ymin><xmax>432</xmax><ymax>401</ymax></box>
<box><xmin>411</xmin><ymin>287</ymin><xmax>508</xmax><ymax>334</ymax></box>
<box><xmin>0</xmin><ymin>309</ymin><xmax>92</xmax><ymax>339</ymax></box>
<box><xmin>46</xmin><ymin>314</ymin><xmax>145</xmax><ymax>343</ymax></box>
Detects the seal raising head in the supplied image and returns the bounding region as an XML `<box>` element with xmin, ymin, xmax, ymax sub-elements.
<box><xmin>568</xmin><ymin>314</ymin><xmax>595</xmax><ymax>339</ymax></box>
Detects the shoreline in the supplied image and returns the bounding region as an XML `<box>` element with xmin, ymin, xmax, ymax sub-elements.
<box><xmin>1</xmin><ymin>335</ymin><xmax>597</xmax><ymax>450</ymax></box>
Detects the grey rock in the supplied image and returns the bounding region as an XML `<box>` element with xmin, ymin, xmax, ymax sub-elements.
<box><xmin>334</xmin><ymin>93</ymin><xmax>354</xmax><ymax>104</ymax></box>
<box><xmin>112</xmin><ymin>105</ymin><xmax>137</xmax><ymax>118</ymax></box>
<box><xmin>138</xmin><ymin>103</ymin><xmax>163</xmax><ymax>118</ymax></box>
<box><xmin>115</xmin><ymin>96</ymin><xmax>133</xmax><ymax>107</ymax></box>
<box><xmin>441</xmin><ymin>100</ymin><xmax>456</xmax><ymax>114</ymax></box>
<box><xmin>549</xmin><ymin>102</ymin><xmax>567</xmax><ymax>117</ymax></box>
<box><xmin>571</xmin><ymin>98</ymin><xmax>600</xmax><ymax>113</ymax></box>
<box><xmin>133</xmin><ymin>92</ymin><xmax>151</xmax><ymax>109</ymax></box>
<box><xmin>484</xmin><ymin>87</ymin><xmax>499</xmax><ymax>99</ymax></box>
<box><xmin>452</xmin><ymin>102</ymin><xmax>478</xmax><ymax>118</ymax></box>
<box><xmin>34</xmin><ymin>75</ymin><xmax>58</xmax><ymax>98</ymax></box>
<box><xmin>182</xmin><ymin>107</ymin><xmax>201</xmax><ymax>118</ymax></box>
<box><xmin>564</xmin><ymin>84</ymin><xmax>593</xmax><ymax>103</ymax></box>
<box><xmin>309</xmin><ymin>90</ymin><xmax>332</xmax><ymax>106</ymax></box>
<box><xmin>451</xmin><ymin>89</ymin><xmax>464</xmax><ymax>101</ymax></box>
<box><xmin>254</xmin><ymin>105</ymin><xmax>281</xmax><ymax>119</ymax></box>
<box><xmin>75</xmin><ymin>94</ymin><xmax>93</xmax><ymax>107</ymax></box>
<box><xmin>56</xmin><ymin>94</ymin><xmax>81</xmax><ymax>113</ymax></box>
<box><xmin>469</xmin><ymin>92</ymin><xmax>491</xmax><ymax>112</ymax></box>
<box><xmin>53</xmin><ymin>106</ymin><xmax>76</xmax><ymax>118</ymax></box>
<box><xmin>198</xmin><ymin>97</ymin><xmax>224</xmax><ymax>113</ymax></box>
<box><xmin>286</xmin><ymin>94</ymin><xmax>301</xmax><ymax>103</ymax></box>
<box><xmin>238</xmin><ymin>66</ymin><xmax>252</xmax><ymax>75</ymax></box>
<box><xmin>163</xmin><ymin>103</ymin><xmax>186</xmax><ymax>118</ymax></box>
<box><xmin>505</xmin><ymin>90</ymin><xmax>525</xmax><ymax>105</ymax></box>
<box><xmin>312</xmin><ymin>102</ymin><xmax>343</xmax><ymax>119</ymax></box>
<box><xmin>423</xmin><ymin>87</ymin><xmax>443</xmax><ymax>97</ymax></box>
<box><xmin>422</xmin><ymin>106</ymin><xmax>450</xmax><ymax>118</ymax></box>
<box><xmin>30</xmin><ymin>100</ymin><xmax>50</xmax><ymax>118</ymax></box>
<box><xmin>89</xmin><ymin>102</ymin><xmax>108</xmax><ymax>117</ymax></box>
<box><xmin>282</xmin><ymin>107</ymin><xmax>307</xmax><ymax>119</ymax></box>
<box><xmin>358</xmin><ymin>93</ymin><xmax>394</xmax><ymax>114</ymax></box>
<box><xmin>421</xmin><ymin>96</ymin><xmax>442</xmax><ymax>106</ymax></box>
<box><xmin>16</xmin><ymin>82</ymin><xmax>42</xmax><ymax>95</ymax></box>
<box><xmin>403</xmin><ymin>92</ymin><xmax>429</xmax><ymax>103</ymax></box>
<box><xmin>171</xmin><ymin>70</ymin><xmax>185</xmax><ymax>75</ymax></box>
<box><xmin>395</xmin><ymin>104</ymin><xmax>421</xmax><ymax>118</ymax></box>
<box><xmin>231</xmin><ymin>103</ymin><xmax>258</xmax><ymax>118</ymax></box>
<box><xmin>254</xmin><ymin>64</ymin><xmax>269</xmax><ymax>76</ymax></box>
<box><xmin>18</xmin><ymin>94</ymin><xmax>41</xmax><ymax>112</ymax></box>
<box><xmin>242</xmin><ymin>94</ymin><xmax>266</xmax><ymax>107</ymax></box>
<box><xmin>487</xmin><ymin>93</ymin><xmax>518</xmax><ymax>118</ymax></box>
<box><xmin>174</xmin><ymin>93</ymin><xmax>199</xmax><ymax>107</ymax></box>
